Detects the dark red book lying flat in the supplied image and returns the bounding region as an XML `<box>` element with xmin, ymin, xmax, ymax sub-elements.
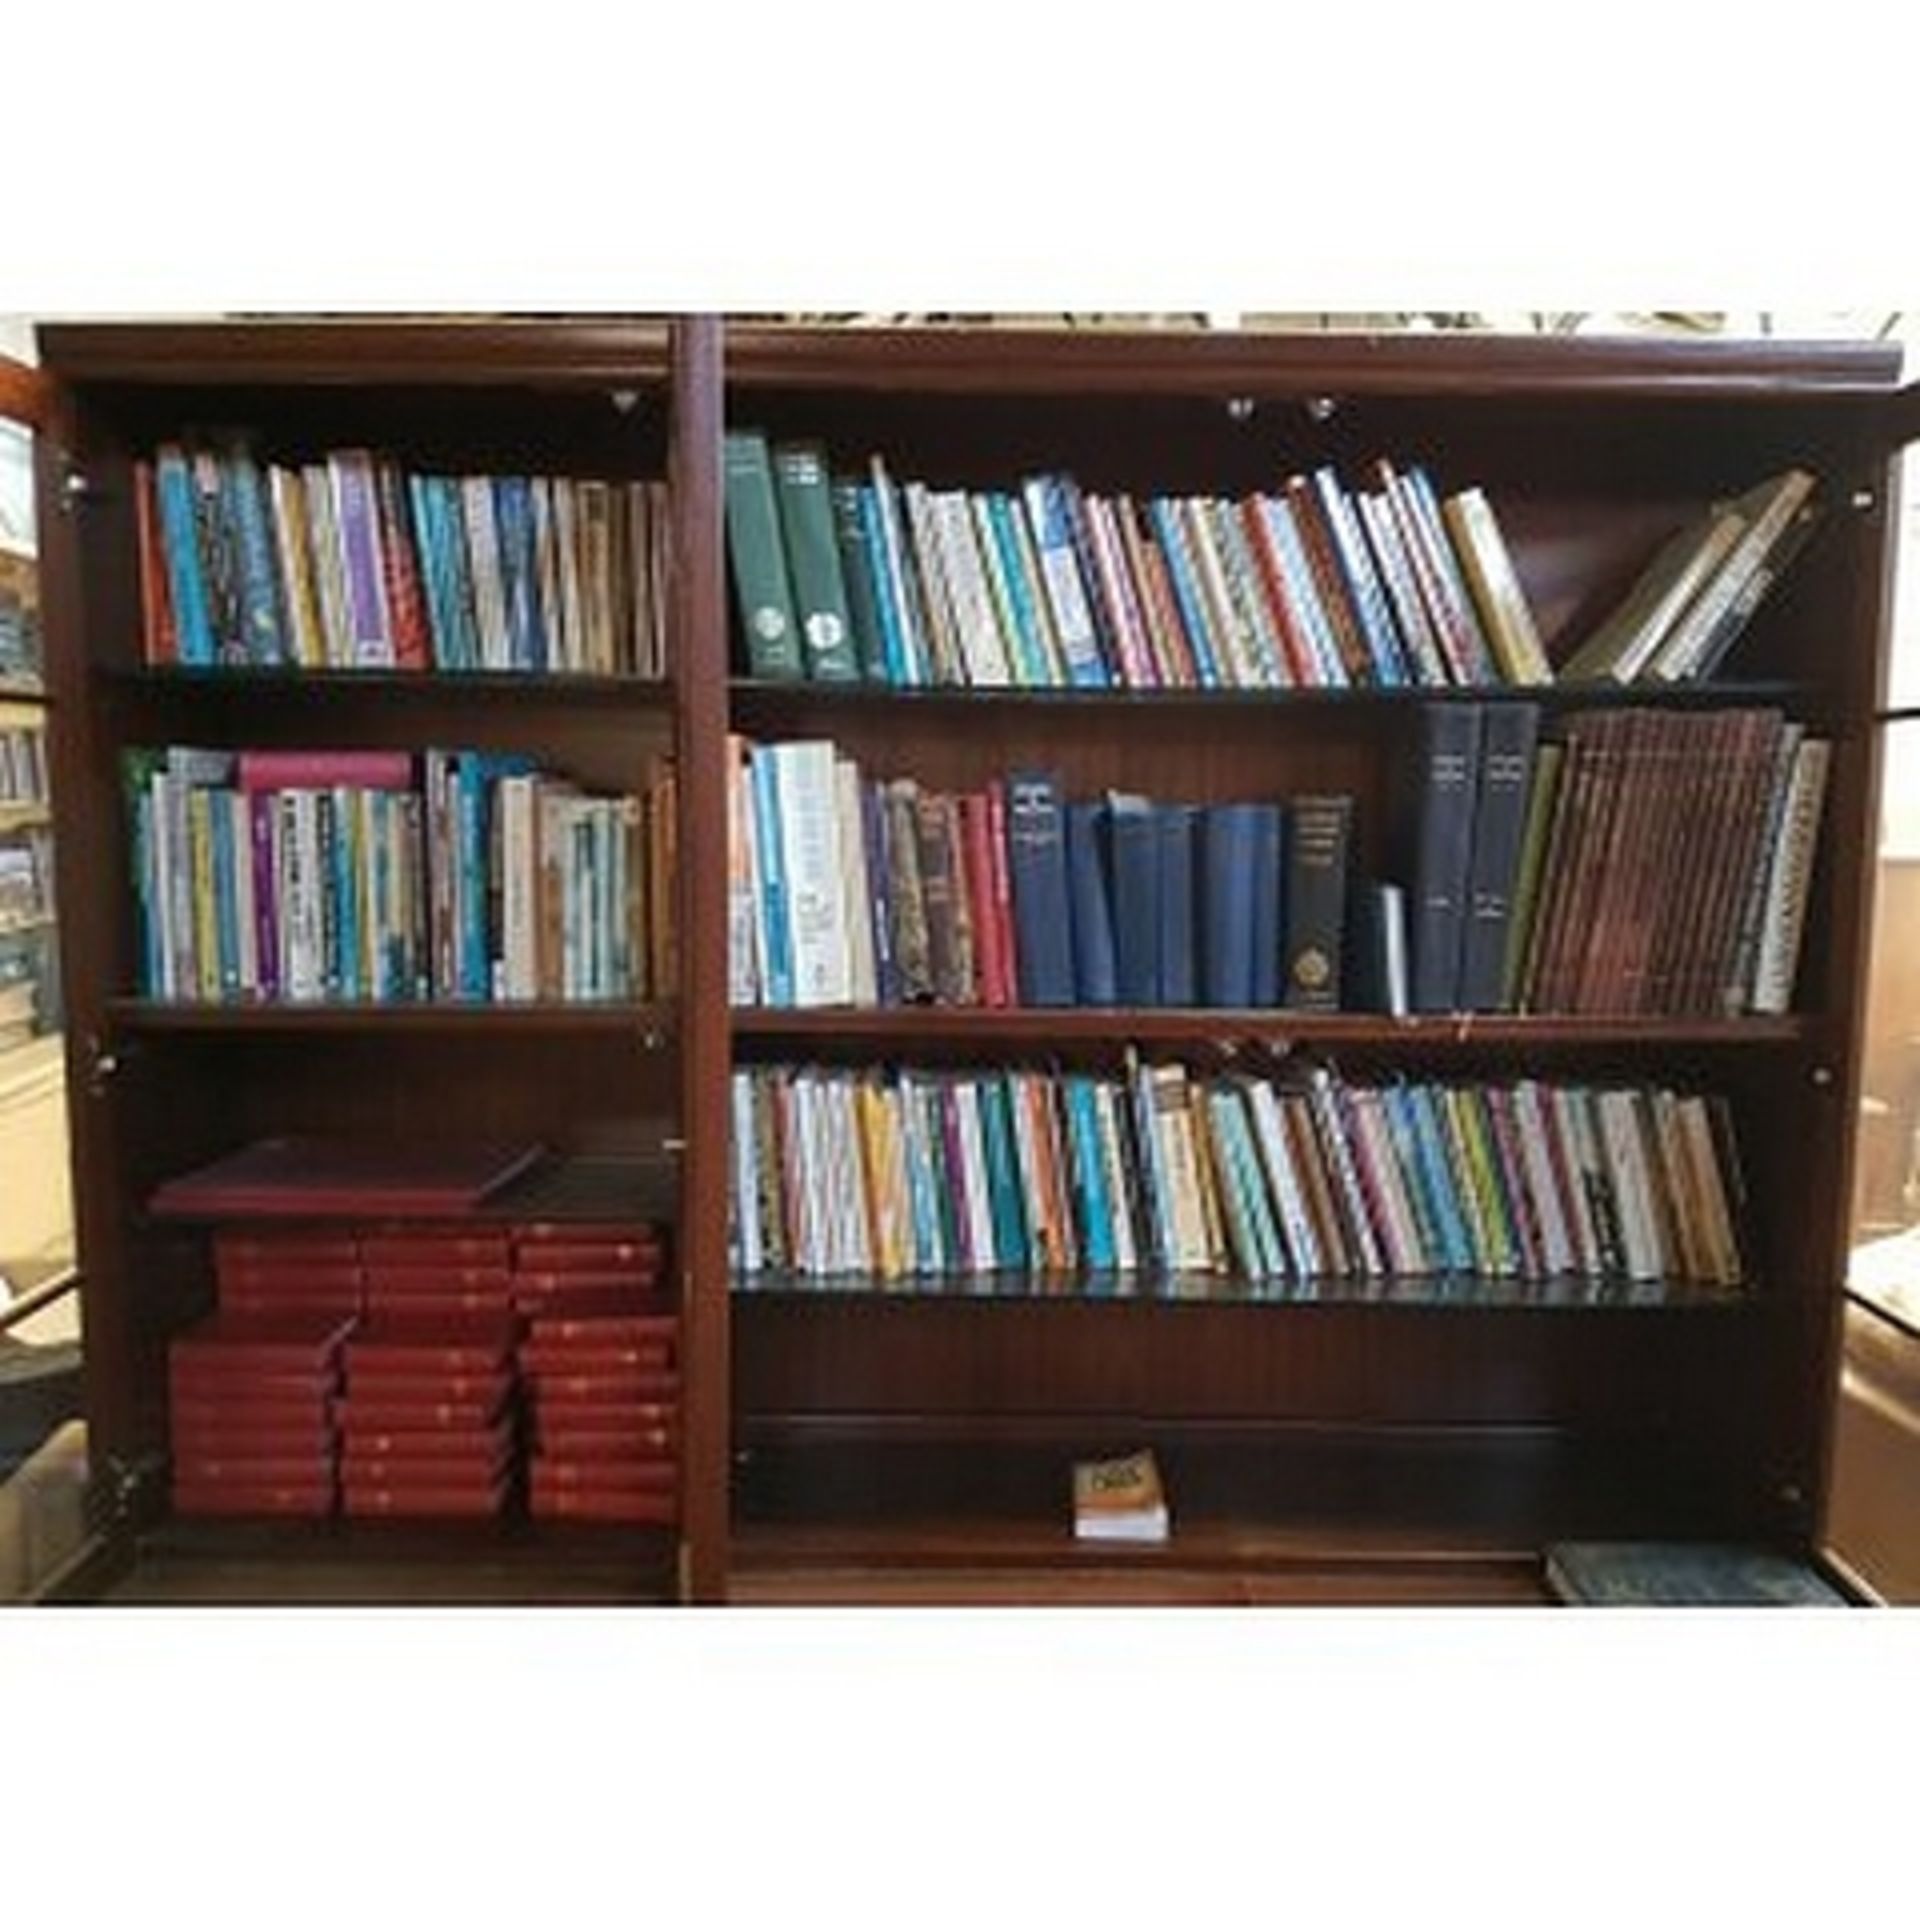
<box><xmin>172</xmin><ymin>1455</ymin><xmax>336</xmax><ymax>1489</ymax></box>
<box><xmin>171</xmin><ymin>1311</ymin><xmax>358</xmax><ymax>1365</ymax></box>
<box><xmin>344</xmin><ymin>1481</ymin><xmax>509</xmax><ymax>1519</ymax></box>
<box><xmin>173</xmin><ymin>1482</ymin><xmax>336</xmax><ymax>1519</ymax></box>
<box><xmin>336</xmin><ymin>1393</ymin><xmax>512</xmax><ymax>1434</ymax></box>
<box><xmin>526</xmin><ymin>1370</ymin><xmax>680</xmax><ymax>1403</ymax></box>
<box><xmin>530</xmin><ymin>1458</ymin><xmax>677</xmax><ymax>1495</ymax></box>
<box><xmin>534</xmin><ymin>1424</ymin><xmax>676</xmax><ymax>1462</ymax></box>
<box><xmin>344</xmin><ymin>1425</ymin><xmax>511</xmax><ymax>1463</ymax></box>
<box><xmin>531</xmin><ymin>1399</ymin><xmax>677</xmax><ymax>1436</ymax></box>
<box><xmin>346</xmin><ymin>1318</ymin><xmax>518</xmax><ymax>1371</ymax></box>
<box><xmin>359</xmin><ymin>1231</ymin><xmax>513</xmax><ymax>1267</ymax></box>
<box><xmin>511</xmin><ymin>1278</ymin><xmax>660</xmax><ymax>1314</ymax></box>
<box><xmin>149</xmin><ymin>1136</ymin><xmax>545</xmax><ymax>1220</ymax></box>
<box><xmin>512</xmin><ymin>1244</ymin><xmax>665</xmax><ymax>1274</ymax></box>
<box><xmin>520</xmin><ymin>1310</ymin><xmax>677</xmax><ymax>1349</ymax></box>
<box><xmin>341</xmin><ymin>1450</ymin><xmax>512</xmax><ymax>1493</ymax></box>
<box><xmin>172</xmin><ymin>1407</ymin><xmax>338</xmax><ymax>1448</ymax></box>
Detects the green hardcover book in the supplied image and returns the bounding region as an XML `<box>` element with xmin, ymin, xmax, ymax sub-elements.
<box><xmin>1498</xmin><ymin>740</ymin><xmax>1565</xmax><ymax>1011</ymax></box>
<box><xmin>829</xmin><ymin>480</ymin><xmax>888</xmax><ymax>681</ymax></box>
<box><xmin>772</xmin><ymin>442</ymin><xmax>860</xmax><ymax>682</ymax></box>
<box><xmin>723</xmin><ymin>429</ymin><xmax>803</xmax><ymax>680</ymax></box>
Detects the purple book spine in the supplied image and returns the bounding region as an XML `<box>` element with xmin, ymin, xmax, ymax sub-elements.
<box><xmin>250</xmin><ymin>790</ymin><xmax>281</xmax><ymax>1000</ymax></box>
<box><xmin>331</xmin><ymin>454</ymin><xmax>392</xmax><ymax>665</ymax></box>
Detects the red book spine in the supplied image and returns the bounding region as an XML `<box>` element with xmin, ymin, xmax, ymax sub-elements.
<box><xmin>532</xmin><ymin>1425</ymin><xmax>676</xmax><ymax>1462</ymax></box>
<box><xmin>173</xmin><ymin>1482</ymin><xmax>336</xmax><ymax>1519</ymax></box>
<box><xmin>215</xmin><ymin>1231</ymin><xmax>363</xmax><ymax>1266</ymax></box>
<box><xmin>171</xmin><ymin>1454</ymin><xmax>336</xmax><ymax>1487</ymax></box>
<box><xmin>509</xmin><ymin>1220</ymin><xmax>664</xmax><ymax>1249</ymax></box>
<box><xmin>520</xmin><ymin>1344</ymin><xmax>675</xmax><ymax>1378</ymax></box>
<box><xmin>375</xmin><ymin>460</ymin><xmax>432</xmax><ymax>670</ymax></box>
<box><xmin>511</xmin><ymin>1276</ymin><xmax>659</xmax><ymax>1312</ymax></box>
<box><xmin>529</xmin><ymin>1488</ymin><xmax>677</xmax><ymax>1524</ymax></box>
<box><xmin>341</xmin><ymin>1451</ymin><xmax>511</xmax><ymax>1492</ymax></box>
<box><xmin>529</xmin><ymin>1458</ymin><xmax>677</xmax><ymax>1494</ymax></box>
<box><xmin>1283</xmin><ymin>476</ymin><xmax>1374</xmax><ymax>685</ymax></box>
<box><xmin>134</xmin><ymin>459</ymin><xmax>178</xmax><ymax>665</ymax></box>
<box><xmin>984</xmin><ymin>780</ymin><xmax>1019</xmax><ymax>1009</ymax></box>
<box><xmin>1238</xmin><ymin>497</ymin><xmax>1318</xmax><ymax>687</ymax></box>
<box><xmin>526</xmin><ymin>1369</ymin><xmax>679</xmax><ymax>1403</ymax></box>
<box><xmin>518</xmin><ymin>1312</ymin><xmax>677</xmax><ymax>1347</ymax></box>
<box><xmin>235</xmin><ymin>751</ymin><xmax>415</xmax><ymax>794</ymax></box>
<box><xmin>530</xmin><ymin>1399</ymin><xmax>678</xmax><ymax>1434</ymax></box>
<box><xmin>956</xmin><ymin>793</ymin><xmax>1006</xmax><ymax>1009</ymax></box>
<box><xmin>362</xmin><ymin>1262</ymin><xmax>513</xmax><ymax>1291</ymax></box>
<box><xmin>360</xmin><ymin>1232</ymin><xmax>513</xmax><ymax>1265</ymax></box>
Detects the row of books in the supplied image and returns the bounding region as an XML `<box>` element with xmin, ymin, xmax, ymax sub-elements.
<box><xmin>0</xmin><ymin>718</ymin><xmax>47</xmax><ymax>806</ymax></box>
<box><xmin>0</xmin><ymin>549</ymin><xmax>36</xmax><ymax>682</ymax></box>
<box><xmin>1433</xmin><ymin>704</ymin><xmax>1831</xmax><ymax>1017</ymax></box>
<box><xmin>727</xmin><ymin>738</ymin><xmax>1358</xmax><ymax>1010</ymax></box>
<box><xmin>126</xmin><ymin>747</ymin><xmax>677</xmax><ymax>1005</ymax></box>
<box><xmin>725</xmin><ymin>429</ymin><xmax>1550</xmax><ymax>690</ymax></box>
<box><xmin>729</xmin><ymin>1060</ymin><xmax>1748</xmax><ymax>1289</ymax></box>
<box><xmin>135</xmin><ymin>443</ymin><xmax>672</xmax><ymax>678</ymax></box>
<box><xmin>175</xmin><ymin>1222</ymin><xmax>678</xmax><ymax>1523</ymax></box>
<box><xmin>0</xmin><ymin>824</ymin><xmax>53</xmax><ymax>933</ymax></box>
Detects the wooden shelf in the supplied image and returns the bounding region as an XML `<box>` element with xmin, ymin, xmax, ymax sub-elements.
<box><xmin>732</xmin><ymin>1006</ymin><xmax>1814</xmax><ymax>1049</ymax></box>
<box><xmin>97</xmin><ymin>1516</ymin><xmax>678</xmax><ymax>1605</ymax></box>
<box><xmin>107</xmin><ymin>998</ymin><xmax>676</xmax><ymax>1039</ymax></box>
<box><xmin>106</xmin><ymin>665</ymin><xmax>673</xmax><ymax>704</ymax></box>
<box><xmin>731</xmin><ymin>676</ymin><xmax>1814</xmax><ymax>715</ymax></box>
<box><xmin>731</xmin><ymin>1268</ymin><xmax>1751</xmax><ymax>1309</ymax></box>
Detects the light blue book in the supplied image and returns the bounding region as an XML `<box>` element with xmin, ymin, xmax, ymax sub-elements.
<box><xmin>154</xmin><ymin>447</ymin><xmax>216</xmax><ymax>666</ymax></box>
<box><xmin>1147</xmin><ymin>497</ymin><xmax>1223</xmax><ymax>689</ymax></box>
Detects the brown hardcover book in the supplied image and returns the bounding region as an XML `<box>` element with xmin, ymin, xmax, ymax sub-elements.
<box><xmin>1690</xmin><ymin>709</ymin><xmax>1787</xmax><ymax>1014</ymax></box>
<box><xmin>134</xmin><ymin>459</ymin><xmax>177</xmax><ymax>665</ymax></box>
<box><xmin>1284</xmin><ymin>475</ymin><xmax>1373</xmax><ymax>684</ymax></box>
<box><xmin>1600</xmin><ymin>713</ymin><xmax>1688</xmax><ymax>1014</ymax></box>
<box><xmin>1518</xmin><ymin>715</ymin><xmax>1605</xmax><ymax>1010</ymax></box>
<box><xmin>1640</xmin><ymin>710</ymin><xmax>1729</xmax><ymax>1014</ymax></box>
<box><xmin>884</xmin><ymin>780</ymin><xmax>934</xmax><ymax>1002</ymax></box>
<box><xmin>1570</xmin><ymin>710</ymin><xmax>1658</xmax><ymax>1014</ymax></box>
<box><xmin>913</xmin><ymin>790</ymin><xmax>969</xmax><ymax>1004</ymax></box>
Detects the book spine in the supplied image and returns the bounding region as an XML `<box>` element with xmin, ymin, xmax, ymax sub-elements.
<box><xmin>830</xmin><ymin>480</ymin><xmax>889</xmax><ymax>681</ymax></box>
<box><xmin>1284</xmin><ymin>794</ymin><xmax>1353</xmax><ymax>1012</ymax></box>
<box><xmin>1457</xmin><ymin>702</ymin><xmax>1542</xmax><ymax>1011</ymax></box>
<box><xmin>772</xmin><ymin>442</ymin><xmax>861</xmax><ymax>683</ymax></box>
<box><xmin>1065</xmin><ymin>800</ymin><xmax>1117</xmax><ymax>1008</ymax></box>
<box><xmin>1006</xmin><ymin>772</ymin><xmax>1076</xmax><ymax>1007</ymax></box>
<box><xmin>1156</xmin><ymin>803</ymin><xmax>1197</xmax><ymax>1007</ymax></box>
<box><xmin>153</xmin><ymin>447</ymin><xmax>216</xmax><ymax>666</ymax></box>
<box><xmin>1201</xmin><ymin>805</ymin><xmax>1257</xmax><ymax>1009</ymax></box>
<box><xmin>1407</xmin><ymin>702</ymin><xmax>1486</xmax><ymax>1013</ymax></box>
<box><xmin>1749</xmin><ymin>737</ymin><xmax>1832</xmax><ymax>1015</ymax></box>
<box><xmin>1105</xmin><ymin>794</ymin><xmax>1161</xmax><ymax>1008</ymax></box>
<box><xmin>1023</xmin><ymin>478</ymin><xmax>1107</xmax><ymax>688</ymax></box>
<box><xmin>724</xmin><ymin>430</ymin><xmax>803</xmax><ymax>680</ymax></box>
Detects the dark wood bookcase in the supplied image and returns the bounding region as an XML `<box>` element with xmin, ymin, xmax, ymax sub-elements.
<box><xmin>29</xmin><ymin>317</ymin><xmax>1918</xmax><ymax>1602</ymax></box>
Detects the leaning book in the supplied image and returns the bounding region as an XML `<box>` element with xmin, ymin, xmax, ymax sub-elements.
<box><xmin>1072</xmin><ymin>1449</ymin><xmax>1170</xmax><ymax>1543</ymax></box>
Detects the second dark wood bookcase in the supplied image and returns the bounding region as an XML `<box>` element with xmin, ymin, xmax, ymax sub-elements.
<box><xmin>31</xmin><ymin>317</ymin><xmax>1918</xmax><ymax>1602</ymax></box>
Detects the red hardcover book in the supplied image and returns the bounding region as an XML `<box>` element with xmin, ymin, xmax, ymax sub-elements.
<box><xmin>172</xmin><ymin>1399</ymin><xmax>337</xmax><ymax>1441</ymax></box>
<box><xmin>363</xmin><ymin>1264</ymin><xmax>514</xmax><ymax>1297</ymax></box>
<box><xmin>364</xmin><ymin>1297</ymin><xmax>519</xmax><ymax>1328</ymax></box>
<box><xmin>532</xmin><ymin>1424</ymin><xmax>675</xmax><ymax>1462</ymax></box>
<box><xmin>530</xmin><ymin>1398</ymin><xmax>678</xmax><ymax>1435</ymax></box>
<box><xmin>234</xmin><ymin>752</ymin><xmax>416</xmax><ymax>794</ymax></box>
<box><xmin>341</xmin><ymin>1451</ymin><xmax>511</xmax><ymax>1493</ymax></box>
<box><xmin>173</xmin><ymin>1482</ymin><xmax>336</xmax><ymax>1519</ymax></box>
<box><xmin>342</xmin><ymin>1361</ymin><xmax>512</xmax><ymax>1401</ymax></box>
<box><xmin>519</xmin><ymin>1342</ymin><xmax>675</xmax><ymax>1379</ymax></box>
<box><xmin>220</xmin><ymin>1293</ymin><xmax>364</xmax><ymax>1324</ymax></box>
<box><xmin>171</xmin><ymin>1454</ymin><xmax>335</xmax><ymax>1489</ymax></box>
<box><xmin>530</xmin><ymin>1458</ymin><xmax>677</xmax><ymax>1495</ymax></box>
<box><xmin>344</xmin><ymin>1481</ymin><xmax>508</xmax><ymax>1519</ymax></box>
<box><xmin>149</xmin><ymin>1137</ymin><xmax>544</xmax><ymax>1221</ymax></box>
<box><xmin>337</xmin><ymin>1404</ymin><xmax>511</xmax><ymax>1440</ymax></box>
<box><xmin>215</xmin><ymin>1228</ymin><xmax>364</xmax><ymax>1265</ymax></box>
<box><xmin>1283</xmin><ymin>475</ymin><xmax>1374</xmax><ymax>685</ymax></box>
<box><xmin>957</xmin><ymin>792</ymin><xmax>1009</xmax><ymax>1009</ymax></box>
<box><xmin>510</xmin><ymin>1280</ymin><xmax>660</xmax><ymax>1316</ymax></box>
<box><xmin>343</xmin><ymin>1425</ymin><xmax>511</xmax><ymax>1462</ymax></box>
<box><xmin>518</xmin><ymin>1309</ymin><xmax>677</xmax><ymax>1348</ymax></box>
<box><xmin>525</xmin><ymin>1369</ymin><xmax>679</xmax><ymax>1404</ymax></box>
<box><xmin>509</xmin><ymin>1220</ymin><xmax>663</xmax><ymax>1250</ymax></box>
<box><xmin>347</xmin><ymin>1331</ymin><xmax>517</xmax><ymax>1378</ymax></box>
<box><xmin>529</xmin><ymin>1487</ymin><xmax>676</xmax><ymax>1525</ymax></box>
<box><xmin>171</xmin><ymin>1311</ymin><xmax>356</xmax><ymax>1364</ymax></box>
<box><xmin>134</xmin><ymin>460</ymin><xmax>178</xmax><ymax>666</ymax></box>
<box><xmin>374</xmin><ymin>458</ymin><xmax>432</xmax><ymax>670</ymax></box>
<box><xmin>982</xmin><ymin>780</ymin><xmax>1020</xmax><ymax>1008</ymax></box>
<box><xmin>217</xmin><ymin>1259</ymin><xmax>367</xmax><ymax>1291</ymax></box>
<box><xmin>359</xmin><ymin>1230</ymin><xmax>514</xmax><ymax>1266</ymax></box>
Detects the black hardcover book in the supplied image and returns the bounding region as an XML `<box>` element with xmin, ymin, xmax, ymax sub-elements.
<box><xmin>1285</xmin><ymin>794</ymin><xmax>1354</xmax><ymax>1011</ymax></box>
<box><xmin>1407</xmin><ymin>702</ymin><xmax>1487</xmax><ymax>1012</ymax></box>
<box><xmin>1458</xmin><ymin>702</ymin><xmax>1541</xmax><ymax>1011</ymax></box>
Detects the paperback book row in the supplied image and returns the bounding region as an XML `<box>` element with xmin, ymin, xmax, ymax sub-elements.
<box><xmin>0</xmin><ymin>715</ymin><xmax>47</xmax><ymax>806</ymax></box>
<box><xmin>134</xmin><ymin>441</ymin><xmax>671</xmax><ymax>677</ymax></box>
<box><xmin>171</xmin><ymin>1220</ymin><xmax>677</xmax><ymax>1523</ymax></box>
<box><xmin>726</xmin><ymin>703</ymin><xmax>1827</xmax><ymax>1018</ymax></box>
<box><xmin>125</xmin><ymin>747</ymin><xmax>677</xmax><ymax>1005</ymax></box>
<box><xmin>725</xmin><ymin>421</ymin><xmax>1815</xmax><ymax>693</ymax></box>
<box><xmin>730</xmin><ymin>1059</ymin><xmax>1748</xmax><ymax>1291</ymax></box>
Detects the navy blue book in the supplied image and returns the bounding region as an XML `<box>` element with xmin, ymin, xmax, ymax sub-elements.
<box><xmin>1157</xmin><ymin>805</ymin><xmax>1198</xmax><ymax>1006</ymax></box>
<box><xmin>1250</xmin><ymin>803</ymin><xmax>1284</xmax><ymax>1007</ymax></box>
<box><xmin>1104</xmin><ymin>793</ymin><xmax>1161</xmax><ymax>1007</ymax></box>
<box><xmin>1007</xmin><ymin>772</ymin><xmax>1076</xmax><ymax>1008</ymax></box>
<box><xmin>1201</xmin><ymin>804</ymin><xmax>1258</xmax><ymax>1008</ymax></box>
<box><xmin>1545</xmin><ymin>1542</ymin><xmax>1848</xmax><ymax>1607</ymax></box>
<box><xmin>1408</xmin><ymin>702</ymin><xmax>1487</xmax><ymax>1013</ymax></box>
<box><xmin>1065</xmin><ymin>801</ymin><xmax>1118</xmax><ymax>1006</ymax></box>
<box><xmin>1458</xmin><ymin>702</ymin><xmax>1541</xmax><ymax>1011</ymax></box>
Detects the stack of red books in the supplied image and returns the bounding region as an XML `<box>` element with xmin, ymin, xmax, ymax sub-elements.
<box><xmin>361</xmin><ymin>1226</ymin><xmax>514</xmax><ymax>1323</ymax></box>
<box><xmin>214</xmin><ymin>1227</ymin><xmax>364</xmax><ymax>1317</ymax></box>
<box><xmin>169</xmin><ymin>1313</ymin><xmax>355</xmax><ymax>1518</ymax></box>
<box><xmin>514</xmin><ymin>1224</ymin><xmax>677</xmax><ymax>1525</ymax></box>
<box><xmin>338</xmin><ymin>1317</ymin><xmax>519</xmax><ymax>1518</ymax></box>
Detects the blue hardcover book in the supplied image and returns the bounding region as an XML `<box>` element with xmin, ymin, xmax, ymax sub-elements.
<box><xmin>154</xmin><ymin>447</ymin><xmax>216</xmax><ymax>667</ymax></box>
<box><xmin>1250</xmin><ymin>803</ymin><xmax>1283</xmax><ymax>1007</ymax></box>
<box><xmin>1157</xmin><ymin>803</ymin><xmax>1197</xmax><ymax>1007</ymax></box>
<box><xmin>1065</xmin><ymin>801</ymin><xmax>1118</xmax><ymax>1007</ymax></box>
<box><xmin>1147</xmin><ymin>496</ymin><xmax>1223</xmax><ymax>689</ymax></box>
<box><xmin>855</xmin><ymin>484</ymin><xmax>906</xmax><ymax>684</ymax></box>
<box><xmin>1104</xmin><ymin>793</ymin><xmax>1160</xmax><ymax>1007</ymax></box>
<box><xmin>222</xmin><ymin>446</ymin><xmax>288</xmax><ymax>667</ymax></box>
<box><xmin>978</xmin><ymin>1079</ymin><xmax>1030</xmax><ymax>1271</ymax></box>
<box><xmin>1544</xmin><ymin>1542</ymin><xmax>1847</xmax><ymax>1607</ymax></box>
<box><xmin>750</xmin><ymin>748</ymin><xmax>795</xmax><ymax>1007</ymax></box>
<box><xmin>1201</xmin><ymin>804</ymin><xmax>1258</xmax><ymax>1008</ymax></box>
<box><xmin>1006</xmin><ymin>772</ymin><xmax>1076</xmax><ymax>1008</ymax></box>
<box><xmin>1064</xmin><ymin>1077</ymin><xmax>1117</xmax><ymax>1269</ymax></box>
